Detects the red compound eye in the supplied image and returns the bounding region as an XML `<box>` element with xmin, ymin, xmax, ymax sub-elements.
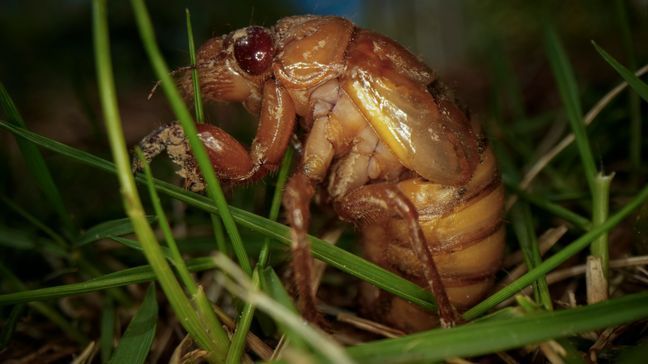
<box><xmin>234</xmin><ymin>26</ymin><xmax>274</xmax><ymax>75</ymax></box>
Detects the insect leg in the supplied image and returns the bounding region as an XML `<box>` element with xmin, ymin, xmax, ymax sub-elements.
<box><xmin>197</xmin><ymin>79</ymin><xmax>296</xmax><ymax>183</ymax></box>
<box><xmin>133</xmin><ymin>124</ymin><xmax>180</xmax><ymax>173</ymax></box>
<box><xmin>133</xmin><ymin>80</ymin><xmax>296</xmax><ymax>189</ymax></box>
<box><xmin>335</xmin><ymin>183</ymin><xmax>460</xmax><ymax>327</ymax></box>
<box><xmin>282</xmin><ymin>171</ymin><xmax>322</xmax><ymax>324</ymax></box>
<box><xmin>281</xmin><ymin>103</ymin><xmax>337</xmax><ymax>324</ymax></box>
<box><xmin>246</xmin><ymin>80</ymin><xmax>297</xmax><ymax>177</ymax></box>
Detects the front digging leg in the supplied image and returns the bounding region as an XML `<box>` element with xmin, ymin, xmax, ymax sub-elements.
<box><xmin>133</xmin><ymin>79</ymin><xmax>296</xmax><ymax>190</ymax></box>
<box><xmin>132</xmin><ymin>123</ymin><xmax>253</xmax><ymax>191</ymax></box>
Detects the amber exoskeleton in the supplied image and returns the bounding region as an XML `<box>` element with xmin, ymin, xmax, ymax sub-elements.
<box><xmin>137</xmin><ymin>15</ymin><xmax>505</xmax><ymax>331</ymax></box>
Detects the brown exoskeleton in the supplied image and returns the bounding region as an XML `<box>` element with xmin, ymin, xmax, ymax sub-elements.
<box><xmin>137</xmin><ymin>16</ymin><xmax>504</xmax><ymax>331</ymax></box>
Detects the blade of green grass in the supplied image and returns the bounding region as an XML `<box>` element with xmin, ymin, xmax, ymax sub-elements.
<box><xmin>614</xmin><ymin>0</ymin><xmax>642</xmax><ymax>171</ymax></box>
<box><xmin>226</xmin><ymin>270</ymin><xmax>260</xmax><ymax>363</ymax></box>
<box><xmin>0</xmin><ymin>257</ymin><xmax>216</xmax><ymax>305</ymax></box>
<box><xmin>130</xmin><ymin>0</ymin><xmax>251</xmax><ymax>275</ymax></box>
<box><xmin>108</xmin><ymin>284</ymin><xmax>157</xmax><ymax>364</ymax></box>
<box><xmin>137</xmin><ymin>148</ymin><xmax>196</xmax><ymax>291</ymax></box>
<box><xmin>93</xmin><ymin>1</ymin><xmax>228</xmax><ymax>361</ymax></box>
<box><xmin>76</xmin><ymin>259</ymin><xmax>132</xmax><ymax>306</ymax></box>
<box><xmin>0</xmin><ymin>226</ymin><xmax>34</xmax><ymax>250</ymax></box>
<box><xmin>262</xmin><ymin>266</ymin><xmax>307</xmax><ymax>350</ymax></box>
<box><xmin>591</xmin><ymin>173</ymin><xmax>613</xmax><ymax>274</ymax></box>
<box><xmin>593</xmin><ymin>39</ymin><xmax>647</xmax><ymax>179</ymax></box>
<box><xmin>503</xmin><ymin>178</ymin><xmax>591</xmax><ymax>230</ymax></box>
<box><xmin>348</xmin><ymin>291</ymin><xmax>648</xmax><ymax>363</ymax></box>
<box><xmin>513</xmin><ymin>296</ymin><xmax>582</xmax><ymax>363</ymax></box>
<box><xmin>464</xmin><ymin>182</ymin><xmax>648</xmax><ymax>319</ymax></box>
<box><xmin>100</xmin><ymin>299</ymin><xmax>115</xmax><ymax>364</ymax></box>
<box><xmin>1</xmin><ymin>195</ymin><xmax>68</xmax><ymax>248</ymax></box>
<box><xmin>109</xmin><ymin>236</ymin><xmax>173</xmax><ymax>260</ymax></box>
<box><xmin>544</xmin><ymin>27</ymin><xmax>597</xmax><ymax>192</ymax></box>
<box><xmin>0</xmin><ymin>83</ymin><xmax>75</xmax><ymax>236</ymax></box>
<box><xmin>0</xmin><ymin>225</ymin><xmax>67</xmax><ymax>257</ymax></box>
<box><xmin>185</xmin><ymin>8</ymin><xmax>204</xmax><ymax>124</ymax></box>
<box><xmin>0</xmin><ymin>121</ymin><xmax>438</xmax><ymax>311</ymax></box>
<box><xmin>0</xmin><ymin>303</ymin><xmax>25</xmax><ymax>350</ymax></box>
<box><xmin>592</xmin><ymin>42</ymin><xmax>648</xmax><ymax>103</ymax></box>
<box><xmin>137</xmin><ymin>147</ymin><xmax>225</xmax><ymax>340</ymax></box>
<box><xmin>262</xmin><ymin>149</ymin><xmax>294</xmax><ymax>266</ymax></box>
<box><xmin>510</xmin><ymin>203</ymin><xmax>553</xmax><ymax>310</ymax></box>
<box><xmin>227</xmin><ymin>148</ymin><xmax>294</xmax><ymax>364</ymax></box>
<box><xmin>209</xmin><ymin>215</ymin><xmax>229</xmax><ymax>255</ymax></box>
<box><xmin>184</xmin><ymin>8</ymin><xmax>228</xmax><ymax>257</ymax></box>
<box><xmin>77</xmin><ymin>217</ymin><xmax>156</xmax><ymax>246</ymax></box>
<box><xmin>545</xmin><ymin>27</ymin><xmax>611</xmax><ymax>281</ymax></box>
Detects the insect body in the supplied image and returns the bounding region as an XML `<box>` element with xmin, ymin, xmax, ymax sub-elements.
<box><xmin>137</xmin><ymin>15</ymin><xmax>504</xmax><ymax>331</ymax></box>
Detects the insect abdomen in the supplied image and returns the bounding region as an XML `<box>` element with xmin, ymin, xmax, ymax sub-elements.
<box><xmin>359</xmin><ymin>148</ymin><xmax>505</xmax><ymax>331</ymax></box>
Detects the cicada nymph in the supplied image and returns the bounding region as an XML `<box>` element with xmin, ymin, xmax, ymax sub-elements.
<box><xmin>136</xmin><ymin>16</ymin><xmax>504</xmax><ymax>331</ymax></box>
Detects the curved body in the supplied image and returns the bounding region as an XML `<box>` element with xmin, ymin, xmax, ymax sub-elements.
<box><xmin>139</xmin><ymin>15</ymin><xmax>504</xmax><ymax>331</ymax></box>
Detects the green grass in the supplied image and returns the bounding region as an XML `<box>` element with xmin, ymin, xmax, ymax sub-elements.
<box><xmin>1</xmin><ymin>2</ymin><xmax>647</xmax><ymax>363</ymax></box>
<box><xmin>348</xmin><ymin>291</ymin><xmax>648</xmax><ymax>363</ymax></box>
<box><xmin>0</xmin><ymin>83</ymin><xmax>75</xmax><ymax>236</ymax></box>
<box><xmin>510</xmin><ymin>203</ymin><xmax>553</xmax><ymax>310</ymax></box>
<box><xmin>93</xmin><ymin>0</ymin><xmax>229</xmax><ymax>361</ymax></box>
<box><xmin>545</xmin><ymin>27</ymin><xmax>615</xmax><ymax>292</ymax></box>
<box><xmin>131</xmin><ymin>0</ymin><xmax>252</xmax><ymax>277</ymax></box>
<box><xmin>108</xmin><ymin>284</ymin><xmax>157</xmax><ymax>364</ymax></box>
